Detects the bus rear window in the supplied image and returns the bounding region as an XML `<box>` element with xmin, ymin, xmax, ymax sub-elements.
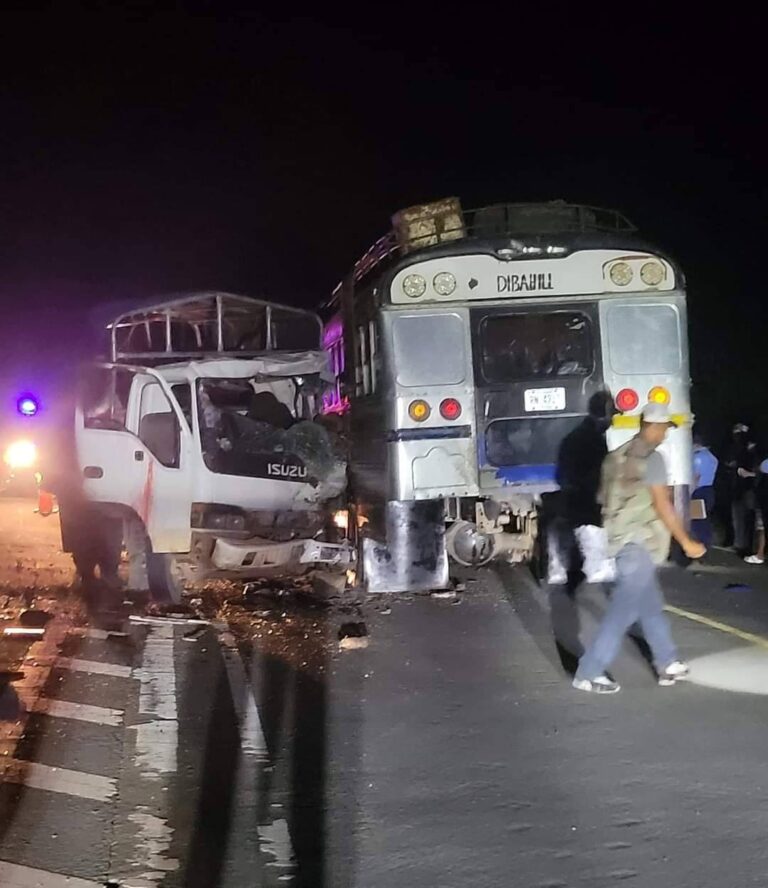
<box><xmin>606</xmin><ymin>304</ymin><xmax>681</xmax><ymax>374</ymax></box>
<box><xmin>393</xmin><ymin>313</ymin><xmax>466</xmax><ymax>387</ymax></box>
<box><xmin>480</xmin><ymin>312</ymin><xmax>592</xmax><ymax>382</ymax></box>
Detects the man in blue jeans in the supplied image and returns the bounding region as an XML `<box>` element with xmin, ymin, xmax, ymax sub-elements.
<box><xmin>573</xmin><ymin>403</ymin><xmax>706</xmax><ymax>694</ymax></box>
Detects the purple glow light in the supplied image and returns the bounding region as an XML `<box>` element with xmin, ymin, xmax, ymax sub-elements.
<box><xmin>17</xmin><ymin>395</ymin><xmax>40</xmax><ymax>417</ymax></box>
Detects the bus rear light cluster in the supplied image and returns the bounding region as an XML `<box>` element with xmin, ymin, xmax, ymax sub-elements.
<box><xmin>407</xmin><ymin>398</ymin><xmax>463</xmax><ymax>422</ymax></box>
<box><xmin>439</xmin><ymin>398</ymin><xmax>462</xmax><ymax>420</ymax></box>
<box><xmin>408</xmin><ymin>399</ymin><xmax>431</xmax><ymax>421</ymax></box>
<box><xmin>615</xmin><ymin>386</ymin><xmax>672</xmax><ymax>413</ymax></box>
<box><xmin>615</xmin><ymin>388</ymin><xmax>639</xmax><ymax>412</ymax></box>
<box><xmin>605</xmin><ymin>258</ymin><xmax>668</xmax><ymax>289</ymax></box>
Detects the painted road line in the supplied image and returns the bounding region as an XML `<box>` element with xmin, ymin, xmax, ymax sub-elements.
<box><xmin>217</xmin><ymin>630</ymin><xmax>268</xmax><ymax>758</ymax></box>
<box><xmin>0</xmin><ymin>860</ymin><xmax>102</xmax><ymax>887</ymax></box>
<box><xmin>665</xmin><ymin>604</ymin><xmax>768</xmax><ymax>650</ymax></box>
<box><xmin>1</xmin><ymin>759</ymin><xmax>117</xmax><ymax>802</ymax></box>
<box><xmin>30</xmin><ymin>698</ymin><xmax>124</xmax><ymax>727</ymax></box>
<box><xmin>130</xmin><ymin>623</ymin><xmax>178</xmax><ymax>776</ymax></box>
<box><xmin>57</xmin><ymin>657</ymin><xmax>133</xmax><ymax>679</ymax></box>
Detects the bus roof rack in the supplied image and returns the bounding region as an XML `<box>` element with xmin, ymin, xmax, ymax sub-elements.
<box><xmin>352</xmin><ymin>199</ymin><xmax>637</xmax><ymax>283</ymax></box>
<box><xmin>98</xmin><ymin>291</ymin><xmax>323</xmax><ymax>364</ymax></box>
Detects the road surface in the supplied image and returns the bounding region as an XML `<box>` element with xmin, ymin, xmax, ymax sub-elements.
<box><xmin>1</xmin><ymin>497</ymin><xmax>768</xmax><ymax>886</ymax></box>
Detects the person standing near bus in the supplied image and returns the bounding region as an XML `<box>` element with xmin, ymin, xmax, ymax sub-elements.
<box><xmin>692</xmin><ymin>430</ymin><xmax>718</xmax><ymax>548</ymax></box>
<box><xmin>572</xmin><ymin>403</ymin><xmax>706</xmax><ymax>694</ymax></box>
<box><xmin>548</xmin><ymin>391</ymin><xmax>615</xmax><ymax>584</ymax></box>
<box><xmin>725</xmin><ymin>423</ymin><xmax>758</xmax><ymax>553</ymax></box>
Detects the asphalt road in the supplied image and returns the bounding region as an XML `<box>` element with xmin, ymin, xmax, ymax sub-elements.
<box><xmin>2</xmin><ymin>498</ymin><xmax>768</xmax><ymax>887</ymax></box>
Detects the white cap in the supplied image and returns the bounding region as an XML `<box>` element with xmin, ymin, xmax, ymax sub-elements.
<box><xmin>640</xmin><ymin>402</ymin><xmax>678</xmax><ymax>426</ymax></box>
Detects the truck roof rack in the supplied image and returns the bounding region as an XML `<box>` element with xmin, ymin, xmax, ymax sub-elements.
<box><xmin>101</xmin><ymin>292</ymin><xmax>323</xmax><ymax>364</ymax></box>
<box><xmin>349</xmin><ymin>199</ymin><xmax>636</xmax><ymax>284</ymax></box>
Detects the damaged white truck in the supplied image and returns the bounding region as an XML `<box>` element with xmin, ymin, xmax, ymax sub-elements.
<box><xmin>57</xmin><ymin>292</ymin><xmax>352</xmax><ymax>602</ymax></box>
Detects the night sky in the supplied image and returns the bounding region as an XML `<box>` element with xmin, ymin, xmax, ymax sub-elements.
<box><xmin>0</xmin><ymin>7</ymin><xmax>764</xmax><ymax>448</ymax></box>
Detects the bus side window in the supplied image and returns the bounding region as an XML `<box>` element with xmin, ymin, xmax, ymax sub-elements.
<box><xmin>369</xmin><ymin>319</ymin><xmax>380</xmax><ymax>393</ymax></box>
<box><xmin>357</xmin><ymin>325</ymin><xmax>371</xmax><ymax>396</ymax></box>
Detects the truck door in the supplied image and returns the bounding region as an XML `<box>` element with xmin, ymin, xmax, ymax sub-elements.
<box><xmin>74</xmin><ymin>364</ymin><xmax>193</xmax><ymax>553</ymax></box>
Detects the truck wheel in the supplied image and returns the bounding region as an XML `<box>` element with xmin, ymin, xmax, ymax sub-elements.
<box><xmin>147</xmin><ymin>553</ymin><xmax>186</xmax><ymax>604</ymax></box>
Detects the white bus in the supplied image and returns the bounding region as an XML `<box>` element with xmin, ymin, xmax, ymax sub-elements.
<box><xmin>326</xmin><ymin>199</ymin><xmax>692</xmax><ymax>593</ymax></box>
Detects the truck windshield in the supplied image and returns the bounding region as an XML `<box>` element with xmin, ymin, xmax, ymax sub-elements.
<box><xmin>196</xmin><ymin>378</ymin><xmax>341</xmax><ymax>485</ymax></box>
<box><xmin>197</xmin><ymin>379</ymin><xmax>297</xmax><ymax>476</ymax></box>
<box><xmin>479</xmin><ymin>312</ymin><xmax>592</xmax><ymax>382</ymax></box>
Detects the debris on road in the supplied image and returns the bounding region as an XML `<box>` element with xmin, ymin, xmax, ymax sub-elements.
<box><xmin>338</xmin><ymin>621</ymin><xmax>369</xmax><ymax>650</ymax></box>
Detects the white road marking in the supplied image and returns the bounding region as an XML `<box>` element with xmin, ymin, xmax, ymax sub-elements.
<box><xmin>130</xmin><ymin>623</ymin><xmax>178</xmax><ymax>776</ymax></box>
<box><xmin>217</xmin><ymin>632</ymin><xmax>268</xmax><ymax>758</ymax></box>
<box><xmin>121</xmin><ymin>808</ymin><xmax>180</xmax><ymax>885</ymax></box>
<box><xmin>2</xmin><ymin>759</ymin><xmax>116</xmax><ymax>802</ymax></box>
<box><xmin>0</xmin><ymin>860</ymin><xmax>102</xmax><ymax>887</ymax></box>
<box><xmin>259</xmin><ymin>819</ymin><xmax>296</xmax><ymax>872</ymax></box>
<box><xmin>31</xmin><ymin>698</ymin><xmax>124</xmax><ymax>727</ymax></box>
<box><xmin>58</xmin><ymin>657</ymin><xmax>133</xmax><ymax>679</ymax></box>
<box><xmin>216</xmin><ymin>627</ymin><xmax>296</xmax><ymax>879</ymax></box>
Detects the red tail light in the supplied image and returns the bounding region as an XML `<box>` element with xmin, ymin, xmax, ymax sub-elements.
<box><xmin>439</xmin><ymin>398</ymin><xmax>462</xmax><ymax>420</ymax></box>
<box><xmin>616</xmin><ymin>388</ymin><xmax>639</xmax><ymax>412</ymax></box>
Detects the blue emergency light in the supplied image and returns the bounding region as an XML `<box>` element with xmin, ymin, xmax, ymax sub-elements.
<box><xmin>17</xmin><ymin>395</ymin><xmax>40</xmax><ymax>417</ymax></box>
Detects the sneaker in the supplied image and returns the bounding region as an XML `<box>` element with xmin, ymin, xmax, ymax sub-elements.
<box><xmin>547</xmin><ymin>570</ymin><xmax>568</xmax><ymax>585</ymax></box>
<box><xmin>658</xmin><ymin>660</ymin><xmax>690</xmax><ymax>686</ymax></box>
<box><xmin>744</xmin><ymin>555</ymin><xmax>764</xmax><ymax>565</ymax></box>
<box><xmin>572</xmin><ymin>675</ymin><xmax>621</xmax><ymax>694</ymax></box>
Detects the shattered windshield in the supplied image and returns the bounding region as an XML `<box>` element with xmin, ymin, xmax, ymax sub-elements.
<box><xmin>196</xmin><ymin>378</ymin><xmax>340</xmax><ymax>484</ymax></box>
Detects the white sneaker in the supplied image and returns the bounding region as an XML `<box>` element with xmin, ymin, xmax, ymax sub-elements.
<box><xmin>547</xmin><ymin>570</ymin><xmax>568</xmax><ymax>585</ymax></box>
<box><xmin>585</xmin><ymin>562</ymin><xmax>616</xmax><ymax>583</ymax></box>
<box><xmin>744</xmin><ymin>555</ymin><xmax>764</xmax><ymax>565</ymax></box>
<box><xmin>572</xmin><ymin>675</ymin><xmax>621</xmax><ymax>694</ymax></box>
<box><xmin>658</xmin><ymin>660</ymin><xmax>690</xmax><ymax>686</ymax></box>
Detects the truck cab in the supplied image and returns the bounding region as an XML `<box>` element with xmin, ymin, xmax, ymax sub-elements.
<box><xmin>67</xmin><ymin>292</ymin><xmax>352</xmax><ymax>601</ymax></box>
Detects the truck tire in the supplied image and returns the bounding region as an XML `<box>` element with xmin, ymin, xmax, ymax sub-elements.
<box><xmin>147</xmin><ymin>553</ymin><xmax>186</xmax><ymax>605</ymax></box>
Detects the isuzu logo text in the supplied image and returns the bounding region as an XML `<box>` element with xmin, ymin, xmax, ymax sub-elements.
<box><xmin>267</xmin><ymin>463</ymin><xmax>308</xmax><ymax>479</ymax></box>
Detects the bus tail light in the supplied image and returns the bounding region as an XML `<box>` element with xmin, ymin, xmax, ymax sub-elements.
<box><xmin>616</xmin><ymin>388</ymin><xmax>639</xmax><ymax>412</ymax></box>
<box><xmin>408</xmin><ymin>399</ymin><xmax>431</xmax><ymax>422</ymax></box>
<box><xmin>648</xmin><ymin>386</ymin><xmax>670</xmax><ymax>405</ymax></box>
<box><xmin>439</xmin><ymin>398</ymin><xmax>462</xmax><ymax>420</ymax></box>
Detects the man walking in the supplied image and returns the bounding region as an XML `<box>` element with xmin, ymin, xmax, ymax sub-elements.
<box><xmin>572</xmin><ymin>403</ymin><xmax>706</xmax><ymax>694</ymax></box>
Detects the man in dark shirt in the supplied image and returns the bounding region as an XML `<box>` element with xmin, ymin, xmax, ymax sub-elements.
<box><xmin>724</xmin><ymin>423</ymin><xmax>758</xmax><ymax>554</ymax></box>
<box><xmin>548</xmin><ymin>391</ymin><xmax>615</xmax><ymax>584</ymax></box>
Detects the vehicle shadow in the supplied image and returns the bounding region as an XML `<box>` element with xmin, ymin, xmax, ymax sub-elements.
<box><xmin>178</xmin><ymin>587</ymin><xmax>364</xmax><ymax>888</ymax></box>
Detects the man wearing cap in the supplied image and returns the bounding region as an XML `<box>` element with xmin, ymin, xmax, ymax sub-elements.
<box><xmin>572</xmin><ymin>403</ymin><xmax>706</xmax><ymax>693</ymax></box>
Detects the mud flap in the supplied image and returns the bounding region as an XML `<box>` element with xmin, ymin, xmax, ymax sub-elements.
<box><xmin>362</xmin><ymin>500</ymin><xmax>449</xmax><ymax>594</ymax></box>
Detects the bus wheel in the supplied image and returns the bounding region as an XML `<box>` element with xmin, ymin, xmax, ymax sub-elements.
<box><xmin>147</xmin><ymin>553</ymin><xmax>186</xmax><ymax>605</ymax></box>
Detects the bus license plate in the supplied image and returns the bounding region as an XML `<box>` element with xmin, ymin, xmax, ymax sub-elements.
<box><xmin>524</xmin><ymin>387</ymin><xmax>566</xmax><ymax>412</ymax></box>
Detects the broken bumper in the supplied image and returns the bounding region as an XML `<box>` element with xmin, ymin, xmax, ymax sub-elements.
<box><xmin>211</xmin><ymin>536</ymin><xmax>355</xmax><ymax>573</ymax></box>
